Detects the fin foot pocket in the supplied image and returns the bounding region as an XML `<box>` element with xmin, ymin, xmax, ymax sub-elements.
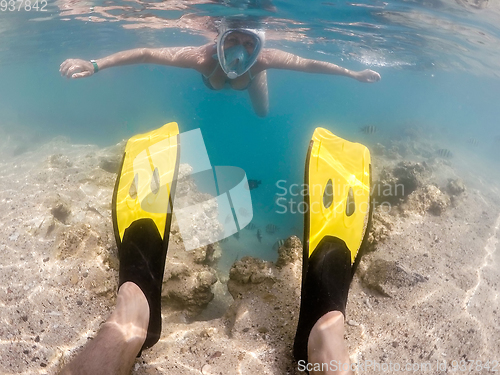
<box><xmin>118</xmin><ymin>218</ymin><xmax>167</xmax><ymax>352</ymax></box>
<box><xmin>293</xmin><ymin>237</ymin><xmax>352</xmax><ymax>364</ymax></box>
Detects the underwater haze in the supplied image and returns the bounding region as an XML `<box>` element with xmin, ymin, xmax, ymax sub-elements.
<box><xmin>1</xmin><ymin>0</ymin><xmax>499</xmax><ymax>265</ymax></box>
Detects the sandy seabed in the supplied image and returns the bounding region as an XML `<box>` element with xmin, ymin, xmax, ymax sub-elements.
<box><xmin>0</xmin><ymin>128</ymin><xmax>499</xmax><ymax>375</ymax></box>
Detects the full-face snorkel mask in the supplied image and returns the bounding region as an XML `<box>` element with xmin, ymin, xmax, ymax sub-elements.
<box><xmin>216</xmin><ymin>21</ymin><xmax>265</xmax><ymax>79</ymax></box>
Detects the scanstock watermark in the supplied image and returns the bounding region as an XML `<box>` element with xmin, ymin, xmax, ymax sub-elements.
<box><xmin>298</xmin><ymin>360</ymin><xmax>433</xmax><ymax>373</ymax></box>
<box><xmin>133</xmin><ymin>128</ymin><xmax>254</xmax><ymax>250</ymax></box>
<box><xmin>274</xmin><ymin>180</ymin><xmax>404</xmax><ymax>214</ymax></box>
<box><xmin>298</xmin><ymin>359</ymin><xmax>499</xmax><ymax>373</ymax></box>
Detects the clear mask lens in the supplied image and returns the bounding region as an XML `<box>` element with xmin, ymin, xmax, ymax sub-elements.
<box><xmin>218</xmin><ymin>30</ymin><xmax>262</xmax><ymax>78</ymax></box>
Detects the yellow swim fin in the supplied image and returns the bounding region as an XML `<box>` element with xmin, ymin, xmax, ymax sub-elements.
<box><xmin>113</xmin><ymin>122</ymin><xmax>180</xmax><ymax>245</ymax></box>
<box><xmin>112</xmin><ymin>122</ymin><xmax>180</xmax><ymax>353</ymax></box>
<box><xmin>305</xmin><ymin>127</ymin><xmax>371</xmax><ymax>263</ymax></box>
<box><xmin>294</xmin><ymin>127</ymin><xmax>372</xmax><ymax>364</ymax></box>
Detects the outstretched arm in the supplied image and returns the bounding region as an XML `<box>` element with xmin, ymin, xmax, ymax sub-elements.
<box><xmin>60</xmin><ymin>46</ymin><xmax>207</xmax><ymax>79</ymax></box>
<box><xmin>258</xmin><ymin>49</ymin><xmax>381</xmax><ymax>83</ymax></box>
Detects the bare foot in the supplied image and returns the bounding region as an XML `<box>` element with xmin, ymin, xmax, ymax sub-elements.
<box><xmin>308</xmin><ymin>311</ymin><xmax>353</xmax><ymax>375</ymax></box>
<box><xmin>107</xmin><ymin>281</ymin><xmax>149</xmax><ymax>344</ymax></box>
<box><xmin>59</xmin><ymin>282</ymin><xmax>150</xmax><ymax>375</ymax></box>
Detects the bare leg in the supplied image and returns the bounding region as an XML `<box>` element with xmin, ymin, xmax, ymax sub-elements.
<box><xmin>59</xmin><ymin>282</ymin><xmax>149</xmax><ymax>375</ymax></box>
<box><xmin>248</xmin><ymin>71</ymin><xmax>269</xmax><ymax>117</ymax></box>
<box><xmin>308</xmin><ymin>311</ymin><xmax>353</xmax><ymax>375</ymax></box>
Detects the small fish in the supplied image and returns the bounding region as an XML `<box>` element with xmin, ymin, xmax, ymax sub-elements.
<box><xmin>360</xmin><ymin>125</ymin><xmax>377</xmax><ymax>134</ymax></box>
<box><xmin>225</xmin><ymin>214</ymin><xmax>233</xmax><ymax>224</ymax></box>
<box><xmin>467</xmin><ymin>138</ymin><xmax>479</xmax><ymax>146</ymax></box>
<box><xmin>247</xmin><ymin>179</ymin><xmax>262</xmax><ymax>190</ymax></box>
<box><xmin>256</xmin><ymin>229</ymin><xmax>262</xmax><ymax>243</ymax></box>
<box><xmin>437</xmin><ymin>149</ymin><xmax>453</xmax><ymax>158</ymax></box>
<box><xmin>244</xmin><ymin>223</ymin><xmax>257</xmax><ymax>230</ymax></box>
<box><xmin>272</xmin><ymin>239</ymin><xmax>285</xmax><ymax>250</ymax></box>
<box><xmin>85</xmin><ymin>204</ymin><xmax>103</xmax><ymax>217</ymax></box>
<box><xmin>210</xmin><ymin>351</ymin><xmax>222</xmax><ymax>359</ymax></box>
<box><xmin>233</xmin><ymin>232</ymin><xmax>240</xmax><ymax>240</ymax></box>
<box><xmin>266</xmin><ymin>224</ymin><xmax>279</xmax><ymax>234</ymax></box>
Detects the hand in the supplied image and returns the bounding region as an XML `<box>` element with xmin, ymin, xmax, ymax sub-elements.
<box><xmin>354</xmin><ymin>69</ymin><xmax>381</xmax><ymax>83</ymax></box>
<box><xmin>60</xmin><ymin>59</ymin><xmax>95</xmax><ymax>79</ymax></box>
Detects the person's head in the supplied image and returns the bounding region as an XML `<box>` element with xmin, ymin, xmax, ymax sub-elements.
<box><xmin>216</xmin><ymin>19</ymin><xmax>265</xmax><ymax>79</ymax></box>
<box><xmin>223</xmin><ymin>31</ymin><xmax>259</xmax><ymax>56</ymax></box>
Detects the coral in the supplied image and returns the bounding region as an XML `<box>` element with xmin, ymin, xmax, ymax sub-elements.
<box><xmin>401</xmin><ymin>184</ymin><xmax>450</xmax><ymax>216</ymax></box>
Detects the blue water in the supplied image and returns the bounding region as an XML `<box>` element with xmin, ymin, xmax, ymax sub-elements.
<box><xmin>1</xmin><ymin>0</ymin><xmax>499</xmax><ymax>265</ymax></box>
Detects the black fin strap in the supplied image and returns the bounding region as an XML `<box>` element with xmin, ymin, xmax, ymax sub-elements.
<box><xmin>293</xmin><ymin>238</ymin><xmax>352</xmax><ymax>365</ymax></box>
<box><xmin>118</xmin><ymin>218</ymin><xmax>167</xmax><ymax>354</ymax></box>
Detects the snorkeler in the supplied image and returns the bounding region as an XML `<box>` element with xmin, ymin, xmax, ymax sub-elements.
<box><xmin>59</xmin><ymin>19</ymin><xmax>381</xmax><ymax>117</ymax></box>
